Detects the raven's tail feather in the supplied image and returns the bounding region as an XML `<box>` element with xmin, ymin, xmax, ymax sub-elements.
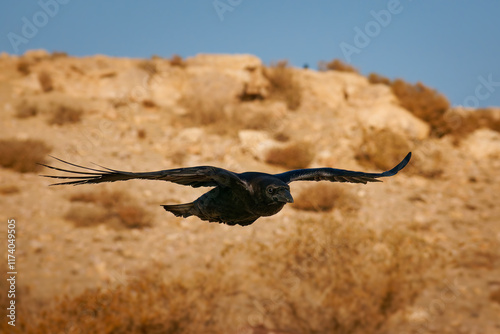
<box><xmin>162</xmin><ymin>202</ymin><xmax>194</xmax><ymax>218</ymax></box>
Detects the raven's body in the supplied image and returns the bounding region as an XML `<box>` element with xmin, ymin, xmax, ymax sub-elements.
<box><xmin>41</xmin><ymin>153</ymin><xmax>411</xmax><ymax>226</ymax></box>
<box><xmin>167</xmin><ymin>172</ymin><xmax>290</xmax><ymax>226</ymax></box>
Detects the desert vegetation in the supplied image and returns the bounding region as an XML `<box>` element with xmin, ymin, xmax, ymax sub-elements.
<box><xmin>11</xmin><ymin>216</ymin><xmax>443</xmax><ymax>334</ymax></box>
<box><xmin>368</xmin><ymin>73</ymin><xmax>451</xmax><ymax>137</ymax></box>
<box><xmin>47</xmin><ymin>105</ymin><xmax>83</xmax><ymax>125</ymax></box>
<box><xmin>355</xmin><ymin>129</ymin><xmax>412</xmax><ymax>171</ymax></box>
<box><xmin>292</xmin><ymin>183</ymin><xmax>361</xmax><ymax>213</ymax></box>
<box><xmin>15</xmin><ymin>100</ymin><xmax>39</xmax><ymax>119</ymax></box>
<box><xmin>263</xmin><ymin>60</ymin><xmax>302</xmax><ymax>110</ymax></box>
<box><xmin>65</xmin><ymin>190</ymin><xmax>152</xmax><ymax>229</ymax></box>
<box><xmin>265</xmin><ymin>141</ymin><xmax>314</xmax><ymax>169</ymax></box>
<box><xmin>318</xmin><ymin>58</ymin><xmax>359</xmax><ymax>73</ymax></box>
<box><xmin>169</xmin><ymin>54</ymin><xmax>186</xmax><ymax>68</ymax></box>
<box><xmin>38</xmin><ymin>71</ymin><xmax>54</xmax><ymax>92</ymax></box>
<box><xmin>178</xmin><ymin>75</ymin><xmax>280</xmax><ymax>136</ymax></box>
<box><xmin>137</xmin><ymin>59</ymin><xmax>158</xmax><ymax>76</ymax></box>
<box><xmin>0</xmin><ymin>139</ymin><xmax>51</xmax><ymax>173</ymax></box>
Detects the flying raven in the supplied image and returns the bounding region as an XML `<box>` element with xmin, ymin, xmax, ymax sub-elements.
<box><xmin>40</xmin><ymin>152</ymin><xmax>411</xmax><ymax>226</ymax></box>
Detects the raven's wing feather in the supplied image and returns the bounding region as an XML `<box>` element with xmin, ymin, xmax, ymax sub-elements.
<box><xmin>274</xmin><ymin>152</ymin><xmax>411</xmax><ymax>184</ymax></box>
<box><xmin>40</xmin><ymin>156</ymin><xmax>247</xmax><ymax>188</ymax></box>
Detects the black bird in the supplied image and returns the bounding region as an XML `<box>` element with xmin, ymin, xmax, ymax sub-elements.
<box><xmin>40</xmin><ymin>152</ymin><xmax>411</xmax><ymax>226</ymax></box>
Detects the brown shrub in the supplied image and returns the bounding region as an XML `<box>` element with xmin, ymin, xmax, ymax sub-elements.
<box><xmin>50</xmin><ymin>51</ymin><xmax>68</xmax><ymax>59</ymax></box>
<box><xmin>170</xmin><ymin>149</ymin><xmax>187</xmax><ymax>165</ymax></box>
<box><xmin>15</xmin><ymin>100</ymin><xmax>38</xmax><ymax>119</ymax></box>
<box><xmin>391</xmin><ymin>79</ymin><xmax>450</xmax><ymax>136</ymax></box>
<box><xmin>47</xmin><ymin>105</ymin><xmax>83</xmax><ymax>125</ymax></box>
<box><xmin>0</xmin><ymin>139</ymin><xmax>51</xmax><ymax>173</ymax></box>
<box><xmin>141</xmin><ymin>99</ymin><xmax>156</xmax><ymax>108</ymax></box>
<box><xmin>490</xmin><ymin>289</ymin><xmax>500</xmax><ymax>305</ymax></box>
<box><xmin>265</xmin><ymin>141</ymin><xmax>314</xmax><ymax>169</ymax></box>
<box><xmin>65</xmin><ymin>190</ymin><xmax>152</xmax><ymax>229</ymax></box>
<box><xmin>177</xmin><ymin>72</ymin><xmax>238</xmax><ymax>132</ymax></box>
<box><xmin>272</xmin><ymin>130</ymin><xmax>290</xmax><ymax>142</ymax></box>
<box><xmin>356</xmin><ymin>129</ymin><xmax>412</xmax><ymax>171</ymax></box>
<box><xmin>439</xmin><ymin>108</ymin><xmax>500</xmax><ymax>141</ymax></box>
<box><xmin>318</xmin><ymin>59</ymin><xmax>359</xmax><ymax>73</ymax></box>
<box><xmin>0</xmin><ymin>184</ymin><xmax>20</xmax><ymax>195</ymax></box>
<box><xmin>368</xmin><ymin>72</ymin><xmax>391</xmax><ymax>85</ymax></box>
<box><xmin>170</xmin><ymin>54</ymin><xmax>186</xmax><ymax>68</ymax></box>
<box><xmin>99</xmin><ymin>71</ymin><xmax>117</xmax><ymax>78</ymax></box>
<box><xmin>178</xmin><ymin>93</ymin><xmax>225</xmax><ymax>126</ymax></box>
<box><xmin>367</xmin><ymin>73</ymin><xmax>451</xmax><ymax>137</ymax></box>
<box><xmin>17</xmin><ymin>59</ymin><xmax>31</xmax><ymax>75</ymax></box>
<box><xmin>38</xmin><ymin>71</ymin><xmax>54</xmax><ymax>92</ymax></box>
<box><xmin>367</xmin><ymin>73</ymin><xmax>452</xmax><ymax>137</ymax></box>
<box><xmin>264</xmin><ymin>60</ymin><xmax>302</xmax><ymax>110</ymax></box>
<box><xmin>137</xmin><ymin>128</ymin><xmax>147</xmax><ymax>139</ymax></box>
<box><xmin>137</xmin><ymin>60</ymin><xmax>158</xmax><ymax>76</ymax></box>
<box><xmin>292</xmin><ymin>183</ymin><xmax>361</xmax><ymax>213</ymax></box>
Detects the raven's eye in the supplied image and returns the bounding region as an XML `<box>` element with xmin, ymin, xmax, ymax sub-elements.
<box><xmin>267</xmin><ymin>187</ymin><xmax>274</xmax><ymax>194</ymax></box>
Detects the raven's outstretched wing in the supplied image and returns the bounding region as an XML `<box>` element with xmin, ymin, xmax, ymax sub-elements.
<box><xmin>40</xmin><ymin>156</ymin><xmax>247</xmax><ymax>188</ymax></box>
<box><xmin>274</xmin><ymin>152</ymin><xmax>411</xmax><ymax>184</ymax></box>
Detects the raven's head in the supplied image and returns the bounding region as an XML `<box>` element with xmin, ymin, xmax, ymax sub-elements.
<box><xmin>261</xmin><ymin>179</ymin><xmax>294</xmax><ymax>204</ymax></box>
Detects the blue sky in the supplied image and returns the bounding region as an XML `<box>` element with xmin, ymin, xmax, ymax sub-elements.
<box><xmin>1</xmin><ymin>1</ymin><xmax>499</xmax><ymax>107</ymax></box>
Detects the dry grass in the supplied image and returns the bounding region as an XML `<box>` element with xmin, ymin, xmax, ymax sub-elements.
<box><xmin>367</xmin><ymin>74</ymin><xmax>451</xmax><ymax>137</ymax></box>
<box><xmin>137</xmin><ymin>128</ymin><xmax>147</xmax><ymax>139</ymax></box>
<box><xmin>356</xmin><ymin>129</ymin><xmax>412</xmax><ymax>171</ymax></box>
<box><xmin>137</xmin><ymin>60</ymin><xmax>158</xmax><ymax>76</ymax></box>
<box><xmin>170</xmin><ymin>54</ymin><xmax>186</xmax><ymax>68</ymax></box>
<box><xmin>369</xmin><ymin>73</ymin><xmax>500</xmax><ymax>140</ymax></box>
<box><xmin>0</xmin><ymin>184</ymin><xmax>20</xmax><ymax>195</ymax></box>
<box><xmin>292</xmin><ymin>183</ymin><xmax>361</xmax><ymax>213</ymax></box>
<box><xmin>178</xmin><ymin>74</ymin><xmax>277</xmax><ymax>136</ymax></box>
<box><xmin>490</xmin><ymin>289</ymin><xmax>500</xmax><ymax>304</ymax></box>
<box><xmin>19</xmin><ymin>269</ymin><xmax>237</xmax><ymax>334</ymax></box>
<box><xmin>318</xmin><ymin>59</ymin><xmax>359</xmax><ymax>73</ymax></box>
<box><xmin>0</xmin><ymin>139</ymin><xmax>51</xmax><ymax>173</ymax></box>
<box><xmin>17</xmin><ymin>59</ymin><xmax>31</xmax><ymax>75</ymax></box>
<box><xmin>391</xmin><ymin>79</ymin><xmax>450</xmax><ymax>136</ymax></box>
<box><xmin>15</xmin><ymin>100</ymin><xmax>38</xmax><ymax>119</ymax></box>
<box><xmin>251</xmin><ymin>218</ymin><xmax>441</xmax><ymax>333</ymax></box>
<box><xmin>47</xmin><ymin>105</ymin><xmax>83</xmax><ymax>125</ymax></box>
<box><xmin>177</xmin><ymin>72</ymin><xmax>239</xmax><ymax>134</ymax></box>
<box><xmin>16</xmin><ymin>216</ymin><xmax>442</xmax><ymax>334</ymax></box>
<box><xmin>178</xmin><ymin>93</ymin><xmax>224</xmax><ymax>126</ymax></box>
<box><xmin>141</xmin><ymin>99</ymin><xmax>156</xmax><ymax>108</ymax></box>
<box><xmin>367</xmin><ymin>72</ymin><xmax>391</xmax><ymax>85</ymax></box>
<box><xmin>38</xmin><ymin>71</ymin><xmax>54</xmax><ymax>92</ymax></box>
<box><xmin>264</xmin><ymin>60</ymin><xmax>302</xmax><ymax>110</ymax></box>
<box><xmin>50</xmin><ymin>51</ymin><xmax>68</xmax><ymax>59</ymax></box>
<box><xmin>179</xmin><ymin>101</ymin><xmax>274</xmax><ymax>136</ymax></box>
<box><xmin>441</xmin><ymin>108</ymin><xmax>500</xmax><ymax>141</ymax></box>
<box><xmin>265</xmin><ymin>141</ymin><xmax>314</xmax><ymax>169</ymax></box>
<box><xmin>65</xmin><ymin>190</ymin><xmax>152</xmax><ymax>229</ymax></box>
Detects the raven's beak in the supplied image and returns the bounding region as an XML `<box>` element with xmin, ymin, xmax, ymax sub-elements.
<box><xmin>276</xmin><ymin>189</ymin><xmax>294</xmax><ymax>203</ymax></box>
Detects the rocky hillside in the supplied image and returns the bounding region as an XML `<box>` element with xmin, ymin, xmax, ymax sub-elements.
<box><xmin>1</xmin><ymin>50</ymin><xmax>499</xmax><ymax>333</ymax></box>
